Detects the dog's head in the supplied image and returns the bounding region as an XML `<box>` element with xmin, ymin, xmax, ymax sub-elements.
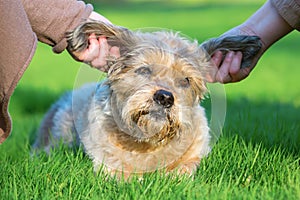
<box><xmin>67</xmin><ymin>22</ymin><xmax>261</xmax><ymax>145</ymax></box>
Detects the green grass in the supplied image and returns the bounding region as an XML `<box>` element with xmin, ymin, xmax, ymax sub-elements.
<box><xmin>1</xmin><ymin>1</ymin><xmax>300</xmax><ymax>199</ymax></box>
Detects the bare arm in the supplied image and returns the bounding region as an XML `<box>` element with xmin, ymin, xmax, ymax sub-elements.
<box><xmin>210</xmin><ymin>0</ymin><xmax>295</xmax><ymax>83</ymax></box>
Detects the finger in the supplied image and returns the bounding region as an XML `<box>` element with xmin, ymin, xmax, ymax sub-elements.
<box><xmin>80</xmin><ymin>36</ymin><xmax>100</xmax><ymax>62</ymax></box>
<box><xmin>231</xmin><ymin>67</ymin><xmax>251</xmax><ymax>83</ymax></box>
<box><xmin>228</xmin><ymin>52</ymin><xmax>243</xmax><ymax>82</ymax></box>
<box><xmin>230</xmin><ymin>51</ymin><xmax>258</xmax><ymax>82</ymax></box>
<box><xmin>229</xmin><ymin>52</ymin><xmax>243</xmax><ymax>75</ymax></box>
<box><xmin>206</xmin><ymin>51</ymin><xmax>223</xmax><ymax>82</ymax></box>
<box><xmin>216</xmin><ymin>51</ymin><xmax>234</xmax><ymax>83</ymax></box>
<box><xmin>89</xmin><ymin>33</ymin><xmax>97</xmax><ymax>39</ymax></box>
<box><xmin>109</xmin><ymin>46</ymin><xmax>120</xmax><ymax>58</ymax></box>
<box><xmin>211</xmin><ymin>50</ymin><xmax>223</xmax><ymax>67</ymax></box>
<box><xmin>90</xmin><ymin>37</ymin><xmax>109</xmax><ymax>69</ymax></box>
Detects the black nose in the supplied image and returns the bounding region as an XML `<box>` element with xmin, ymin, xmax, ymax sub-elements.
<box><xmin>153</xmin><ymin>89</ymin><xmax>174</xmax><ymax>108</ymax></box>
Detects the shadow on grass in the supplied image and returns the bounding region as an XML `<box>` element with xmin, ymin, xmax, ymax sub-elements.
<box><xmin>10</xmin><ymin>86</ymin><xmax>67</xmax><ymax>115</ymax></box>
<box><xmin>203</xmin><ymin>96</ymin><xmax>300</xmax><ymax>154</ymax></box>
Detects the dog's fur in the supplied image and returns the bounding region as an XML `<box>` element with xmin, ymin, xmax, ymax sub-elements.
<box><xmin>33</xmin><ymin>22</ymin><xmax>261</xmax><ymax>178</ymax></box>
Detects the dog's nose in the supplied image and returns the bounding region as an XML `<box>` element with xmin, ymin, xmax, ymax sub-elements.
<box><xmin>153</xmin><ymin>90</ymin><xmax>174</xmax><ymax>108</ymax></box>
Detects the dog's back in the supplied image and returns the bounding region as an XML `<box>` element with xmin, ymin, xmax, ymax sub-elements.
<box><xmin>33</xmin><ymin>83</ymin><xmax>98</xmax><ymax>152</ymax></box>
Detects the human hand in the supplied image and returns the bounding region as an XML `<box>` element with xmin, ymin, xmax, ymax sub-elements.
<box><xmin>68</xmin><ymin>11</ymin><xmax>120</xmax><ymax>72</ymax></box>
<box><xmin>209</xmin><ymin>27</ymin><xmax>264</xmax><ymax>83</ymax></box>
<box><xmin>71</xmin><ymin>33</ymin><xmax>120</xmax><ymax>72</ymax></box>
<box><xmin>210</xmin><ymin>49</ymin><xmax>262</xmax><ymax>83</ymax></box>
<box><xmin>208</xmin><ymin>0</ymin><xmax>294</xmax><ymax>84</ymax></box>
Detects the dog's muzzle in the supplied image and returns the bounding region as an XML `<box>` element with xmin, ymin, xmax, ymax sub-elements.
<box><xmin>153</xmin><ymin>89</ymin><xmax>174</xmax><ymax>108</ymax></box>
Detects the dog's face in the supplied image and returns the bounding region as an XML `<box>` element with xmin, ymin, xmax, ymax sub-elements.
<box><xmin>67</xmin><ymin>22</ymin><xmax>261</xmax><ymax>145</ymax></box>
<box><xmin>107</xmin><ymin>35</ymin><xmax>210</xmax><ymax>144</ymax></box>
<box><xmin>82</xmin><ymin>26</ymin><xmax>212</xmax><ymax>144</ymax></box>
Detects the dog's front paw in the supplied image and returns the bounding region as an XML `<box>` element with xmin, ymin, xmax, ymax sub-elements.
<box><xmin>167</xmin><ymin>156</ymin><xmax>201</xmax><ymax>178</ymax></box>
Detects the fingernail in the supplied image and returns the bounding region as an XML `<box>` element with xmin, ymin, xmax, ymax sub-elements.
<box><xmin>236</xmin><ymin>51</ymin><xmax>243</xmax><ymax>57</ymax></box>
<box><xmin>227</xmin><ymin>51</ymin><xmax>234</xmax><ymax>57</ymax></box>
<box><xmin>216</xmin><ymin>51</ymin><xmax>223</xmax><ymax>58</ymax></box>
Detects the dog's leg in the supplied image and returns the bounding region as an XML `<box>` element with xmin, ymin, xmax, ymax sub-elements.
<box><xmin>33</xmin><ymin>92</ymin><xmax>78</xmax><ymax>153</ymax></box>
<box><xmin>200</xmin><ymin>35</ymin><xmax>262</xmax><ymax>68</ymax></box>
<box><xmin>32</xmin><ymin>104</ymin><xmax>60</xmax><ymax>152</ymax></box>
<box><xmin>171</xmin><ymin>157</ymin><xmax>201</xmax><ymax>177</ymax></box>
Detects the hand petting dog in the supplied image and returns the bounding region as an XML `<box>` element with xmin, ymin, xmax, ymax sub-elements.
<box><xmin>69</xmin><ymin>33</ymin><xmax>120</xmax><ymax>72</ymax></box>
<box><xmin>67</xmin><ymin>14</ymin><xmax>121</xmax><ymax>72</ymax></box>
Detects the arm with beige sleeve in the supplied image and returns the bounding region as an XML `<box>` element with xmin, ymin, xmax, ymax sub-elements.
<box><xmin>22</xmin><ymin>0</ymin><xmax>94</xmax><ymax>53</ymax></box>
<box><xmin>247</xmin><ymin>0</ymin><xmax>300</xmax><ymax>50</ymax></box>
<box><xmin>210</xmin><ymin>0</ymin><xmax>300</xmax><ymax>83</ymax></box>
<box><xmin>0</xmin><ymin>0</ymin><xmax>97</xmax><ymax>143</ymax></box>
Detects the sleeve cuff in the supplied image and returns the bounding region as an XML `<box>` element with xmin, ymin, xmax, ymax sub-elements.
<box><xmin>52</xmin><ymin>3</ymin><xmax>93</xmax><ymax>53</ymax></box>
<box><xmin>271</xmin><ymin>0</ymin><xmax>300</xmax><ymax>31</ymax></box>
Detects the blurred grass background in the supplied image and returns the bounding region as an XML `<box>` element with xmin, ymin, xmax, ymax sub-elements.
<box><xmin>1</xmin><ymin>0</ymin><xmax>299</xmax><ymax>199</ymax></box>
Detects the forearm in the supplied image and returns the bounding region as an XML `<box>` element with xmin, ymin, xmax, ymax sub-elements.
<box><xmin>240</xmin><ymin>0</ymin><xmax>294</xmax><ymax>50</ymax></box>
<box><xmin>210</xmin><ymin>0</ymin><xmax>299</xmax><ymax>84</ymax></box>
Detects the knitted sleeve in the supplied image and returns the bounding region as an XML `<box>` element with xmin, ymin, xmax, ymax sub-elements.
<box><xmin>22</xmin><ymin>0</ymin><xmax>93</xmax><ymax>53</ymax></box>
<box><xmin>271</xmin><ymin>0</ymin><xmax>300</xmax><ymax>31</ymax></box>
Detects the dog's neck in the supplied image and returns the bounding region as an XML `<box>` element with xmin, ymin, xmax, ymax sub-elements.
<box><xmin>111</xmin><ymin>114</ymin><xmax>180</xmax><ymax>151</ymax></box>
<box><xmin>108</xmin><ymin>94</ymin><xmax>175</xmax><ymax>148</ymax></box>
<box><xmin>104</xmin><ymin>115</ymin><xmax>178</xmax><ymax>153</ymax></box>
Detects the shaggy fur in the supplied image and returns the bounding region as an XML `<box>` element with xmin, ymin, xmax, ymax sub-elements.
<box><xmin>33</xmin><ymin>21</ymin><xmax>261</xmax><ymax>179</ymax></box>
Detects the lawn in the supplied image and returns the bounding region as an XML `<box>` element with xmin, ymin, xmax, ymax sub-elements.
<box><xmin>1</xmin><ymin>1</ymin><xmax>299</xmax><ymax>199</ymax></box>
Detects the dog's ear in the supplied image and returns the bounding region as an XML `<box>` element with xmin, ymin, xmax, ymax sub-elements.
<box><xmin>66</xmin><ymin>21</ymin><xmax>135</xmax><ymax>56</ymax></box>
<box><xmin>200</xmin><ymin>35</ymin><xmax>262</xmax><ymax>68</ymax></box>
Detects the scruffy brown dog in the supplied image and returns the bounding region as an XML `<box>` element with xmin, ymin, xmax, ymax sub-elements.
<box><xmin>33</xmin><ymin>21</ymin><xmax>261</xmax><ymax>178</ymax></box>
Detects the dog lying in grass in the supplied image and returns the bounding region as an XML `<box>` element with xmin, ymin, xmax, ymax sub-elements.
<box><xmin>33</xmin><ymin>21</ymin><xmax>261</xmax><ymax>179</ymax></box>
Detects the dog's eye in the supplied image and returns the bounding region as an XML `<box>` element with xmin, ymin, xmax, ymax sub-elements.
<box><xmin>177</xmin><ymin>78</ymin><xmax>190</xmax><ymax>88</ymax></box>
<box><xmin>134</xmin><ymin>66</ymin><xmax>152</xmax><ymax>76</ymax></box>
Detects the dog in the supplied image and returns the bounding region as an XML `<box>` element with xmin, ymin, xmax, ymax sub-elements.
<box><xmin>33</xmin><ymin>21</ymin><xmax>261</xmax><ymax>179</ymax></box>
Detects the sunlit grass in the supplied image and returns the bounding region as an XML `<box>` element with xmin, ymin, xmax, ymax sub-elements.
<box><xmin>1</xmin><ymin>1</ymin><xmax>299</xmax><ymax>199</ymax></box>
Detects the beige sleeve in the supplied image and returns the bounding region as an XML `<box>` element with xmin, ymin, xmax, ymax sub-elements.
<box><xmin>271</xmin><ymin>0</ymin><xmax>300</xmax><ymax>31</ymax></box>
<box><xmin>21</xmin><ymin>0</ymin><xmax>93</xmax><ymax>53</ymax></box>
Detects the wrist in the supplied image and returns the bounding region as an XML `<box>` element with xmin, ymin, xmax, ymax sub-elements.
<box><xmin>242</xmin><ymin>0</ymin><xmax>293</xmax><ymax>50</ymax></box>
<box><xmin>88</xmin><ymin>11</ymin><xmax>112</xmax><ymax>24</ymax></box>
